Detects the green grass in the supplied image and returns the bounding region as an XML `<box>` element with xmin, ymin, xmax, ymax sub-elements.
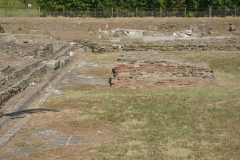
<box><xmin>44</xmin><ymin>51</ymin><xmax>240</xmax><ymax>159</ymax></box>
<box><xmin>0</xmin><ymin>8</ymin><xmax>39</xmax><ymax>17</ymax></box>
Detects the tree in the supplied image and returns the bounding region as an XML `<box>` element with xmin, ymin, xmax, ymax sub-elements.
<box><xmin>0</xmin><ymin>0</ymin><xmax>25</xmax><ymax>7</ymax></box>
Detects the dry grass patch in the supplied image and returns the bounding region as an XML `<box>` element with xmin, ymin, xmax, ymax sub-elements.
<box><xmin>53</xmin><ymin>51</ymin><xmax>239</xmax><ymax>159</ymax></box>
<box><xmin>3</xmin><ymin>51</ymin><xmax>239</xmax><ymax>159</ymax></box>
<box><xmin>41</xmin><ymin>51</ymin><xmax>240</xmax><ymax>159</ymax></box>
<box><xmin>73</xmin><ymin>68</ymin><xmax>111</xmax><ymax>77</ymax></box>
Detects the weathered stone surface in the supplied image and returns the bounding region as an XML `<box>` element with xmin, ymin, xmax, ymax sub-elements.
<box><xmin>8</xmin><ymin>146</ymin><xmax>44</xmax><ymax>155</ymax></box>
<box><xmin>75</xmin><ymin>38</ymin><xmax>240</xmax><ymax>53</ymax></box>
<box><xmin>69</xmin><ymin>51</ymin><xmax>76</xmax><ymax>57</ymax></box>
<box><xmin>0</xmin><ymin>65</ymin><xmax>47</xmax><ymax>107</ymax></box>
<box><xmin>0</xmin><ymin>34</ymin><xmax>74</xmax><ymax>110</ymax></box>
<box><xmin>33</xmin><ymin>127</ymin><xmax>85</xmax><ymax>147</ymax></box>
<box><xmin>58</xmin><ymin>56</ymin><xmax>70</xmax><ymax>67</ymax></box>
<box><xmin>110</xmin><ymin>53</ymin><xmax>215</xmax><ymax>88</ymax></box>
<box><xmin>188</xmin><ymin>25</ymin><xmax>199</xmax><ymax>32</ymax></box>
<box><xmin>229</xmin><ymin>24</ymin><xmax>237</xmax><ymax>31</ymax></box>
<box><xmin>45</xmin><ymin>60</ymin><xmax>60</xmax><ymax>70</ymax></box>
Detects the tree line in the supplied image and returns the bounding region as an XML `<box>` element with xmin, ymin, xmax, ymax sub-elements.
<box><xmin>1</xmin><ymin>0</ymin><xmax>240</xmax><ymax>11</ymax></box>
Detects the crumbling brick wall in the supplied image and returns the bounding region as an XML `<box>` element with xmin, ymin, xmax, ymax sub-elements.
<box><xmin>110</xmin><ymin>53</ymin><xmax>215</xmax><ymax>88</ymax></box>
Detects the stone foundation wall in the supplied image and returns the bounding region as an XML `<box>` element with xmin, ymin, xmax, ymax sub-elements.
<box><xmin>0</xmin><ymin>61</ymin><xmax>41</xmax><ymax>90</ymax></box>
<box><xmin>0</xmin><ymin>34</ymin><xmax>73</xmax><ymax>110</ymax></box>
<box><xmin>110</xmin><ymin>53</ymin><xmax>215</xmax><ymax>88</ymax></box>
<box><xmin>76</xmin><ymin>38</ymin><xmax>240</xmax><ymax>53</ymax></box>
<box><xmin>0</xmin><ymin>42</ymin><xmax>53</xmax><ymax>59</ymax></box>
<box><xmin>0</xmin><ymin>65</ymin><xmax>47</xmax><ymax>107</ymax></box>
<box><xmin>37</xmin><ymin>43</ymin><xmax>54</xmax><ymax>58</ymax></box>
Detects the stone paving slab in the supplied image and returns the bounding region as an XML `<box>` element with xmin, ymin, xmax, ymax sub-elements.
<box><xmin>0</xmin><ymin>115</ymin><xmax>31</xmax><ymax>148</ymax></box>
<box><xmin>60</xmin><ymin>73</ymin><xmax>106</xmax><ymax>87</ymax></box>
<box><xmin>8</xmin><ymin>146</ymin><xmax>44</xmax><ymax>155</ymax></box>
<box><xmin>32</xmin><ymin>127</ymin><xmax>58</xmax><ymax>140</ymax></box>
<box><xmin>0</xmin><ymin>53</ymin><xmax>106</xmax><ymax>157</ymax></box>
<box><xmin>55</xmin><ymin>59</ymin><xmax>107</xmax><ymax>87</ymax></box>
<box><xmin>76</xmin><ymin>62</ymin><xmax>106</xmax><ymax>68</ymax></box>
<box><xmin>33</xmin><ymin>127</ymin><xmax>86</xmax><ymax>147</ymax></box>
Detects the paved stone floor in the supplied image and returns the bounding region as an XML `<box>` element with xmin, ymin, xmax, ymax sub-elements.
<box><xmin>56</xmin><ymin>59</ymin><xmax>107</xmax><ymax>88</ymax></box>
<box><xmin>6</xmin><ymin>127</ymin><xmax>102</xmax><ymax>156</ymax></box>
<box><xmin>0</xmin><ymin>54</ymin><xmax>108</xmax><ymax>158</ymax></box>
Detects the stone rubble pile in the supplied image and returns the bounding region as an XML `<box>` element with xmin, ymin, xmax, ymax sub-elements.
<box><xmin>111</xmin><ymin>28</ymin><xmax>130</xmax><ymax>37</ymax></box>
<box><xmin>229</xmin><ymin>23</ymin><xmax>238</xmax><ymax>31</ymax></box>
<box><xmin>188</xmin><ymin>24</ymin><xmax>213</xmax><ymax>34</ymax></box>
<box><xmin>172</xmin><ymin>30</ymin><xmax>193</xmax><ymax>38</ymax></box>
<box><xmin>173</xmin><ymin>24</ymin><xmax>214</xmax><ymax>38</ymax></box>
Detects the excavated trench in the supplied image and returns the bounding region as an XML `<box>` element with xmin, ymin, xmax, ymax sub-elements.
<box><xmin>0</xmin><ymin>33</ymin><xmax>77</xmax><ymax>131</ymax></box>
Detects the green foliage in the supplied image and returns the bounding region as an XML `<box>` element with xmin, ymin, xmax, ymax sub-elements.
<box><xmin>0</xmin><ymin>0</ymin><xmax>25</xmax><ymax>7</ymax></box>
<box><xmin>1</xmin><ymin>0</ymin><xmax>239</xmax><ymax>11</ymax></box>
<box><xmin>32</xmin><ymin>0</ymin><xmax>240</xmax><ymax>11</ymax></box>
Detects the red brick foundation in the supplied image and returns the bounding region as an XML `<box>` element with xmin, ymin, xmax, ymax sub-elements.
<box><xmin>110</xmin><ymin>53</ymin><xmax>215</xmax><ymax>88</ymax></box>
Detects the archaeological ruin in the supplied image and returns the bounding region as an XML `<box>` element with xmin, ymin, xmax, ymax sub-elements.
<box><xmin>109</xmin><ymin>53</ymin><xmax>215</xmax><ymax>88</ymax></box>
<box><xmin>0</xmin><ymin>18</ymin><xmax>240</xmax><ymax>156</ymax></box>
<box><xmin>0</xmin><ymin>33</ymin><xmax>74</xmax><ymax>110</ymax></box>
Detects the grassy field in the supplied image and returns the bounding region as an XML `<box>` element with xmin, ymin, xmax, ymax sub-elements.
<box><xmin>36</xmin><ymin>51</ymin><xmax>240</xmax><ymax>159</ymax></box>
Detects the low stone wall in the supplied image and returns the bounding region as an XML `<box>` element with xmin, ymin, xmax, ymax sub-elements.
<box><xmin>0</xmin><ymin>65</ymin><xmax>47</xmax><ymax>107</ymax></box>
<box><xmin>37</xmin><ymin>43</ymin><xmax>54</xmax><ymax>58</ymax></box>
<box><xmin>0</xmin><ymin>61</ymin><xmax>40</xmax><ymax>90</ymax></box>
<box><xmin>75</xmin><ymin>38</ymin><xmax>240</xmax><ymax>53</ymax></box>
<box><xmin>0</xmin><ymin>34</ymin><xmax>73</xmax><ymax>110</ymax></box>
<box><xmin>110</xmin><ymin>53</ymin><xmax>215</xmax><ymax>88</ymax></box>
<box><xmin>0</xmin><ymin>53</ymin><xmax>71</xmax><ymax>109</ymax></box>
<box><xmin>0</xmin><ymin>42</ymin><xmax>53</xmax><ymax>58</ymax></box>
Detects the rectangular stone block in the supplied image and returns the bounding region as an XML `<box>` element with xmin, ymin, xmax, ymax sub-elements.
<box><xmin>58</xmin><ymin>56</ymin><xmax>70</xmax><ymax>68</ymax></box>
<box><xmin>45</xmin><ymin>60</ymin><xmax>60</xmax><ymax>70</ymax></box>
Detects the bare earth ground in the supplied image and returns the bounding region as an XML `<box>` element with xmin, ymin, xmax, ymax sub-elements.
<box><xmin>0</xmin><ymin>17</ymin><xmax>240</xmax><ymax>159</ymax></box>
<box><xmin>1</xmin><ymin>17</ymin><xmax>240</xmax><ymax>41</ymax></box>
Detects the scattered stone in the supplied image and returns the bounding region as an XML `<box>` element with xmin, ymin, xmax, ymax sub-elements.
<box><xmin>111</xmin><ymin>28</ymin><xmax>143</xmax><ymax>37</ymax></box>
<box><xmin>188</xmin><ymin>25</ymin><xmax>199</xmax><ymax>32</ymax></box>
<box><xmin>112</xmin><ymin>44</ymin><xmax>122</xmax><ymax>49</ymax></box>
<box><xmin>173</xmin><ymin>30</ymin><xmax>191</xmax><ymax>38</ymax></box>
<box><xmin>52</xmin><ymin>90</ymin><xmax>64</xmax><ymax>95</ymax></box>
<box><xmin>69</xmin><ymin>51</ymin><xmax>76</xmax><ymax>57</ymax></box>
<box><xmin>229</xmin><ymin>23</ymin><xmax>237</xmax><ymax>31</ymax></box>
<box><xmin>188</xmin><ymin>24</ymin><xmax>212</xmax><ymax>34</ymax></box>
<box><xmin>29</xmin><ymin>82</ymin><xmax>36</xmax><ymax>86</ymax></box>
<box><xmin>184</xmin><ymin>30</ymin><xmax>193</xmax><ymax>35</ymax></box>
